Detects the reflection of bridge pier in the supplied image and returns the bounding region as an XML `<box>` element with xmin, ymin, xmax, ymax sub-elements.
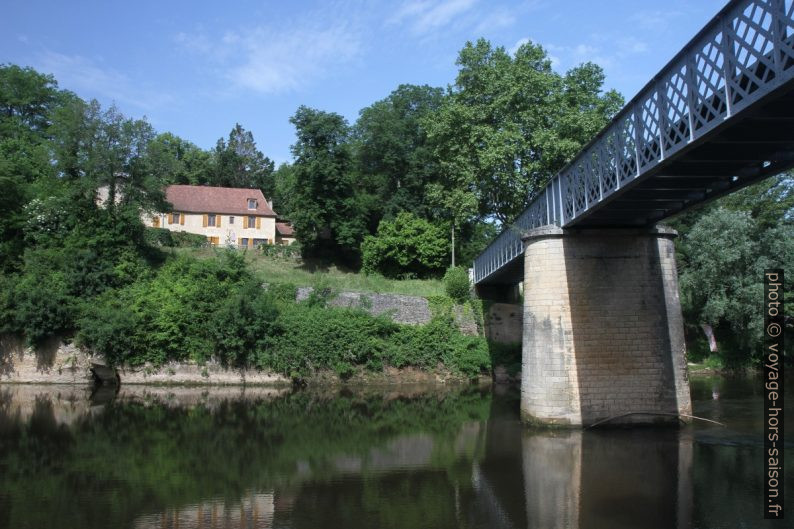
<box><xmin>520</xmin><ymin>429</ymin><xmax>693</xmax><ymax>529</ymax></box>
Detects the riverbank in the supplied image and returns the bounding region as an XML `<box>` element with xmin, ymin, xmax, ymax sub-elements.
<box><xmin>0</xmin><ymin>335</ymin><xmax>493</xmax><ymax>387</ymax></box>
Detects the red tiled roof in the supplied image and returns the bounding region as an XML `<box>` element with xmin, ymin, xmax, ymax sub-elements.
<box><xmin>276</xmin><ymin>222</ymin><xmax>295</xmax><ymax>236</ymax></box>
<box><xmin>165</xmin><ymin>185</ymin><xmax>276</xmax><ymax>216</ymax></box>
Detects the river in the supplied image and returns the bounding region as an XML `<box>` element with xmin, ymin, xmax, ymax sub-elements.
<box><xmin>0</xmin><ymin>374</ymin><xmax>790</xmax><ymax>529</ymax></box>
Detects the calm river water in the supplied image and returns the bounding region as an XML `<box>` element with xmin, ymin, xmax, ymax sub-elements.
<box><xmin>0</xmin><ymin>375</ymin><xmax>791</xmax><ymax>529</ymax></box>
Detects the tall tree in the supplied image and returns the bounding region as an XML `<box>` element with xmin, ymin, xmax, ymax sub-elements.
<box><xmin>426</xmin><ymin>39</ymin><xmax>623</xmax><ymax>225</ymax></box>
<box><xmin>353</xmin><ymin>84</ymin><xmax>445</xmax><ymax>228</ymax></box>
<box><xmin>209</xmin><ymin>124</ymin><xmax>275</xmax><ymax>195</ymax></box>
<box><xmin>671</xmin><ymin>173</ymin><xmax>793</xmax><ymax>366</ymax></box>
<box><xmin>148</xmin><ymin>132</ymin><xmax>213</xmax><ymax>185</ymax></box>
<box><xmin>283</xmin><ymin>106</ymin><xmax>366</xmax><ymax>262</ymax></box>
<box><xmin>0</xmin><ymin>64</ymin><xmax>61</xmax><ymax>269</ymax></box>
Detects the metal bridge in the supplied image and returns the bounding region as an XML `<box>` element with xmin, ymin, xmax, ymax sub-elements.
<box><xmin>473</xmin><ymin>0</ymin><xmax>794</xmax><ymax>286</ymax></box>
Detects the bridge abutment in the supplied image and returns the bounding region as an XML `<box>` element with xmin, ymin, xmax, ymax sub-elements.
<box><xmin>520</xmin><ymin>225</ymin><xmax>691</xmax><ymax>426</ymax></box>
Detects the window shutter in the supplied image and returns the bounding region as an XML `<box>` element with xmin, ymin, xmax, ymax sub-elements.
<box><xmin>203</xmin><ymin>214</ymin><xmax>208</xmax><ymax>227</ymax></box>
<box><xmin>217</xmin><ymin>216</ymin><xmax>221</xmax><ymax>228</ymax></box>
<box><xmin>256</xmin><ymin>217</ymin><xmax>261</xmax><ymax>229</ymax></box>
<box><xmin>238</xmin><ymin>237</ymin><xmax>242</xmax><ymax>247</ymax></box>
<box><xmin>180</xmin><ymin>214</ymin><xmax>185</xmax><ymax>226</ymax></box>
<box><xmin>168</xmin><ymin>213</ymin><xmax>174</xmax><ymax>224</ymax></box>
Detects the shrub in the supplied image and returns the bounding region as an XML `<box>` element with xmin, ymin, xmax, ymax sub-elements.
<box><xmin>77</xmin><ymin>290</ymin><xmax>144</xmax><ymax>366</ymax></box>
<box><xmin>386</xmin><ymin>316</ymin><xmax>489</xmax><ymax>377</ymax></box>
<box><xmin>171</xmin><ymin>231</ymin><xmax>209</xmax><ymax>248</ymax></box>
<box><xmin>443</xmin><ymin>267</ymin><xmax>471</xmax><ymax>303</ymax></box>
<box><xmin>266</xmin><ymin>303</ymin><xmax>396</xmax><ymax>378</ymax></box>
<box><xmin>78</xmin><ymin>252</ymin><xmax>253</xmax><ymax>365</ymax></box>
<box><xmin>361</xmin><ymin>212</ymin><xmax>449</xmax><ymax>279</ymax></box>
<box><xmin>13</xmin><ymin>250</ymin><xmax>76</xmax><ymax>345</ymax></box>
<box><xmin>209</xmin><ymin>282</ymin><xmax>280</xmax><ymax>367</ymax></box>
<box><xmin>143</xmin><ymin>227</ymin><xmax>174</xmax><ymax>247</ymax></box>
<box><xmin>267</xmin><ymin>282</ymin><xmax>298</xmax><ymax>302</ymax></box>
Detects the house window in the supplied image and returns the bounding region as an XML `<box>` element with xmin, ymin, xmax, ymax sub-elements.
<box><xmin>248</xmin><ymin>198</ymin><xmax>257</xmax><ymax>210</ymax></box>
<box><xmin>172</xmin><ymin>213</ymin><xmax>181</xmax><ymax>224</ymax></box>
<box><xmin>248</xmin><ymin>215</ymin><xmax>256</xmax><ymax>229</ymax></box>
<box><xmin>229</xmin><ymin>216</ymin><xmax>235</xmax><ymax>224</ymax></box>
<box><xmin>208</xmin><ymin>214</ymin><xmax>216</xmax><ymax>227</ymax></box>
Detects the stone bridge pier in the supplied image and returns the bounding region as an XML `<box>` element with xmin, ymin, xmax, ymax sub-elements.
<box><xmin>520</xmin><ymin>225</ymin><xmax>691</xmax><ymax>426</ymax></box>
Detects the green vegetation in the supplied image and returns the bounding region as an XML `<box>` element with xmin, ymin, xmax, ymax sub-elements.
<box><xmin>443</xmin><ymin>266</ymin><xmax>471</xmax><ymax>304</ymax></box>
<box><xmin>176</xmin><ymin>247</ymin><xmax>445</xmax><ymax>297</ymax></box>
<box><xmin>670</xmin><ymin>175</ymin><xmax>793</xmax><ymax>368</ymax></box>
<box><xmin>0</xmin><ymin>63</ymin><xmax>489</xmax><ymax>378</ymax></box>
<box><xmin>361</xmin><ymin>212</ymin><xmax>448</xmax><ymax>279</ymax></box>
<box><xmin>273</xmin><ymin>41</ymin><xmax>621</xmax><ymax>267</ymax></box>
<box><xmin>74</xmin><ymin>249</ymin><xmax>488</xmax><ymax>378</ymax></box>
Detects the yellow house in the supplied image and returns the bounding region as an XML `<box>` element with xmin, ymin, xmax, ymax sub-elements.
<box><xmin>275</xmin><ymin>222</ymin><xmax>297</xmax><ymax>245</ymax></box>
<box><xmin>149</xmin><ymin>185</ymin><xmax>277</xmax><ymax>247</ymax></box>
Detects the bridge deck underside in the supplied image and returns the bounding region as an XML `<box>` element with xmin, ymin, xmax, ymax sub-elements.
<box><xmin>573</xmin><ymin>85</ymin><xmax>794</xmax><ymax>227</ymax></box>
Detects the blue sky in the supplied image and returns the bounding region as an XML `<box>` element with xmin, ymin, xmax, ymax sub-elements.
<box><xmin>2</xmin><ymin>0</ymin><xmax>727</xmax><ymax>164</ymax></box>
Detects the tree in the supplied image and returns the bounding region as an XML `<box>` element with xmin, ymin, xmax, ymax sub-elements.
<box><xmin>0</xmin><ymin>64</ymin><xmax>60</xmax><ymax>138</ymax></box>
<box><xmin>0</xmin><ymin>64</ymin><xmax>62</xmax><ymax>269</ymax></box>
<box><xmin>148</xmin><ymin>132</ymin><xmax>213</xmax><ymax>185</ymax></box>
<box><xmin>425</xmin><ymin>39</ymin><xmax>622</xmax><ymax>225</ymax></box>
<box><xmin>361</xmin><ymin>212</ymin><xmax>449</xmax><ymax>278</ymax></box>
<box><xmin>671</xmin><ymin>173</ymin><xmax>794</xmax><ymax>366</ymax></box>
<box><xmin>209</xmin><ymin>124</ymin><xmax>275</xmax><ymax>195</ymax></box>
<box><xmin>353</xmin><ymin>84</ymin><xmax>445</xmax><ymax>228</ymax></box>
<box><xmin>284</xmin><ymin>106</ymin><xmax>366</xmax><ymax>263</ymax></box>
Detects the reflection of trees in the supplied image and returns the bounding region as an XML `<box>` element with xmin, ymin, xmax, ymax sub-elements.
<box><xmin>0</xmin><ymin>386</ymin><xmax>490</xmax><ymax>529</ymax></box>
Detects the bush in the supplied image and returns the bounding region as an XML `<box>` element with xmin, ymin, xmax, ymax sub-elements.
<box><xmin>12</xmin><ymin>250</ymin><xmax>76</xmax><ymax>345</ymax></box>
<box><xmin>209</xmin><ymin>282</ymin><xmax>280</xmax><ymax>367</ymax></box>
<box><xmin>386</xmin><ymin>316</ymin><xmax>489</xmax><ymax>377</ymax></box>
<box><xmin>443</xmin><ymin>267</ymin><xmax>470</xmax><ymax>303</ymax></box>
<box><xmin>361</xmin><ymin>212</ymin><xmax>449</xmax><ymax>279</ymax></box>
<box><xmin>78</xmin><ymin>252</ymin><xmax>252</xmax><ymax>365</ymax></box>
<box><xmin>267</xmin><ymin>282</ymin><xmax>298</xmax><ymax>302</ymax></box>
<box><xmin>143</xmin><ymin>227</ymin><xmax>174</xmax><ymax>247</ymax></box>
<box><xmin>171</xmin><ymin>231</ymin><xmax>209</xmax><ymax>248</ymax></box>
<box><xmin>267</xmin><ymin>303</ymin><xmax>396</xmax><ymax>378</ymax></box>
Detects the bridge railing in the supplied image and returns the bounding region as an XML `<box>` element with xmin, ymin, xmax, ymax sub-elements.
<box><xmin>474</xmin><ymin>0</ymin><xmax>794</xmax><ymax>284</ymax></box>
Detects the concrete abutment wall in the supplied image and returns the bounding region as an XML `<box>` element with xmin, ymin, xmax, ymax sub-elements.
<box><xmin>520</xmin><ymin>225</ymin><xmax>691</xmax><ymax>426</ymax></box>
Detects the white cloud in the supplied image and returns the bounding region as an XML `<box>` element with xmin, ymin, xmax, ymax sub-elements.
<box><xmin>32</xmin><ymin>51</ymin><xmax>173</xmax><ymax>112</ymax></box>
<box><xmin>474</xmin><ymin>9</ymin><xmax>516</xmax><ymax>33</ymax></box>
<box><xmin>176</xmin><ymin>15</ymin><xmax>363</xmax><ymax>94</ymax></box>
<box><xmin>391</xmin><ymin>0</ymin><xmax>478</xmax><ymax>34</ymax></box>
<box><xmin>628</xmin><ymin>9</ymin><xmax>684</xmax><ymax>32</ymax></box>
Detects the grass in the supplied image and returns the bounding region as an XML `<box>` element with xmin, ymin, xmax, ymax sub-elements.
<box><xmin>172</xmin><ymin>247</ymin><xmax>446</xmax><ymax>297</ymax></box>
<box><xmin>687</xmin><ymin>354</ymin><xmax>725</xmax><ymax>372</ymax></box>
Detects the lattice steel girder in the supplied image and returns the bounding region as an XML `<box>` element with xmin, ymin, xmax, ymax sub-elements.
<box><xmin>474</xmin><ymin>0</ymin><xmax>794</xmax><ymax>285</ymax></box>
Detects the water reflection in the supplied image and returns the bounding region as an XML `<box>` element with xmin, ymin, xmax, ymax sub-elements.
<box><xmin>0</xmin><ymin>378</ymin><xmax>790</xmax><ymax>529</ymax></box>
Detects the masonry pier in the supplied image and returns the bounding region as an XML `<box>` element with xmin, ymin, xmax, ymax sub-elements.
<box><xmin>520</xmin><ymin>225</ymin><xmax>691</xmax><ymax>426</ymax></box>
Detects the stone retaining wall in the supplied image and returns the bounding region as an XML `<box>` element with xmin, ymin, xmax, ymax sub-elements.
<box><xmin>295</xmin><ymin>287</ymin><xmax>479</xmax><ymax>335</ymax></box>
<box><xmin>0</xmin><ymin>335</ymin><xmax>289</xmax><ymax>386</ymax></box>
